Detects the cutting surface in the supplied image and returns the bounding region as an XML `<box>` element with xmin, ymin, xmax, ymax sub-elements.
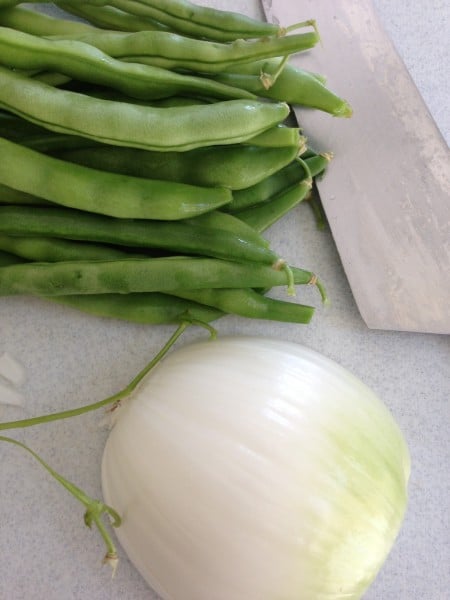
<box><xmin>263</xmin><ymin>0</ymin><xmax>450</xmax><ymax>334</ymax></box>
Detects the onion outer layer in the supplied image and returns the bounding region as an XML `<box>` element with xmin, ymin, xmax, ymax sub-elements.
<box><xmin>101</xmin><ymin>336</ymin><xmax>410</xmax><ymax>600</ymax></box>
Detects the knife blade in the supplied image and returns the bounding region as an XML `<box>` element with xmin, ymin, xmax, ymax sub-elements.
<box><xmin>261</xmin><ymin>0</ymin><xmax>450</xmax><ymax>334</ymax></box>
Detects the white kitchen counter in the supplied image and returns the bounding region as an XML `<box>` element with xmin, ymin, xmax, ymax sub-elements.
<box><xmin>0</xmin><ymin>2</ymin><xmax>448</xmax><ymax>599</ymax></box>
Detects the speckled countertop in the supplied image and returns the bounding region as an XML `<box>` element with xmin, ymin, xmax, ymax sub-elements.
<box><xmin>0</xmin><ymin>2</ymin><xmax>449</xmax><ymax>599</ymax></box>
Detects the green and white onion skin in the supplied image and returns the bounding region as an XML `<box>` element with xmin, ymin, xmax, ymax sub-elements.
<box><xmin>101</xmin><ymin>336</ymin><xmax>410</xmax><ymax>600</ymax></box>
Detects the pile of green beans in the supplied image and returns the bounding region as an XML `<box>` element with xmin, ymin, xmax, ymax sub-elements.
<box><xmin>0</xmin><ymin>1</ymin><xmax>350</xmax><ymax>326</ymax></box>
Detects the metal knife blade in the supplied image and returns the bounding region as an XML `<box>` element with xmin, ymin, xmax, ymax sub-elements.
<box><xmin>261</xmin><ymin>0</ymin><xmax>450</xmax><ymax>334</ymax></box>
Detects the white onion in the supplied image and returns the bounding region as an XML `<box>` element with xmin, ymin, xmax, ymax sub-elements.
<box><xmin>102</xmin><ymin>336</ymin><xmax>410</xmax><ymax>600</ymax></box>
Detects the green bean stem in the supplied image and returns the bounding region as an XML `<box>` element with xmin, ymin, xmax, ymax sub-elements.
<box><xmin>0</xmin><ymin>434</ymin><xmax>121</xmax><ymax>572</ymax></box>
<box><xmin>0</xmin><ymin>320</ymin><xmax>217</xmax><ymax>568</ymax></box>
<box><xmin>0</xmin><ymin>321</ymin><xmax>209</xmax><ymax>432</ymax></box>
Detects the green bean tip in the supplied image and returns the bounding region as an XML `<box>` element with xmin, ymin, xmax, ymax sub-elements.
<box><xmin>334</xmin><ymin>101</ymin><xmax>353</xmax><ymax>118</ymax></box>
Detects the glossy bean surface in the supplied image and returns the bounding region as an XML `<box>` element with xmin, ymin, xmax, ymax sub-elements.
<box><xmin>0</xmin><ymin>137</ymin><xmax>232</xmax><ymax>220</ymax></box>
<box><xmin>0</xmin><ymin>206</ymin><xmax>277</xmax><ymax>265</ymax></box>
<box><xmin>0</xmin><ymin>67</ymin><xmax>290</xmax><ymax>150</ymax></box>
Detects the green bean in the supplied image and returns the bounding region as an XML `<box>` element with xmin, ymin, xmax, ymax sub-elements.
<box><xmin>32</xmin><ymin>71</ymin><xmax>73</xmax><ymax>87</ymax></box>
<box><xmin>15</xmin><ymin>132</ymin><xmax>99</xmax><ymax>154</ymax></box>
<box><xmin>0</xmin><ymin>206</ymin><xmax>279</xmax><ymax>266</ymax></box>
<box><xmin>0</xmin><ymin>1</ymin><xmax>21</xmax><ymax>8</ymax></box>
<box><xmin>0</xmin><ymin>67</ymin><xmax>290</xmax><ymax>151</ymax></box>
<box><xmin>215</xmin><ymin>61</ymin><xmax>353</xmax><ymax>117</ymax></box>
<box><xmin>228</xmin><ymin>162</ymin><xmax>305</xmax><ymax>213</ymax></box>
<box><xmin>141</xmin><ymin>95</ymin><xmax>213</xmax><ymax>108</ymax></box>
<box><xmin>56</xmin><ymin>1</ymin><xmax>171</xmax><ymax>33</ymax></box>
<box><xmin>0</xmin><ymin>183</ymin><xmax>52</xmax><ymax>206</ymax></box>
<box><xmin>0</xmin><ymin>115</ymin><xmax>100</xmax><ymax>153</ymax></box>
<box><xmin>0</xmin><ymin>6</ymin><xmax>96</xmax><ymax>36</ymax></box>
<box><xmin>0</xmin><ymin>256</ymin><xmax>224</xmax><ymax>322</ymax></box>
<box><xmin>50</xmin><ymin>292</ymin><xmax>223</xmax><ymax>324</ymax></box>
<box><xmin>0</xmin><ymin>249</ymin><xmax>24</xmax><ymax>267</ymax></box>
<box><xmin>20</xmin><ymin>122</ymin><xmax>300</xmax><ymax>154</ymax></box>
<box><xmin>228</xmin><ymin>154</ymin><xmax>328</xmax><ymax>212</ymax></box>
<box><xmin>169</xmin><ymin>288</ymin><xmax>314</xmax><ymax>324</ymax></box>
<box><xmin>0</xmin><ymin>257</ymin><xmax>318</xmax><ymax>296</ymax></box>
<box><xmin>185</xmin><ymin>211</ymin><xmax>269</xmax><ymax>250</ymax></box>
<box><xmin>57</xmin><ymin>143</ymin><xmax>299</xmax><ymax>191</ymax></box>
<box><xmin>0</xmin><ymin>234</ymin><xmax>147</xmax><ymax>262</ymax></box>
<box><xmin>60</xmin><ymin>0</ymin><xmax>281</xmax><ymax>42</ymax></box>
<box><xmin>245</xmin><ymin>126</ymin><xmax>303</xmax><ymax>149</ymax></box>
<box><xmin>0</xmin><ymin>210</ymin><xmax>269</xmax><ymax>260</ymax></box>
<box><xmin>39</xmin><ymin>83</ymin><xmax>213</xmax><ymax>106</ymax></box>
<box><xmin>306</xmin><ymin>187</ymin><xmax>328</xmax><ymax>231</ymax></box>
<box><xmin>0</xmin><ymin>27</ymin><xmax>257</xmax><ymax>102</ymax></box>
<box><xmin>0</xmin><ymin>110</ymin><xmax>47</xmax><ymax>140</ymax></box>
<box><xmin>237</xmin><ymin>181</ymin><xmax>313</xmax><ymax>233</ymax></box>
<box><xmin>47</xmin><ymin>28</ymin><xmax>320</xmax><ymax>75</ymax></box>
<box><xmin>0</xmin><ymin>252</ymin><xmax>226</xmax><ymax>322</ymax></box>
<box><xmin>235</xmin><ymin>155</ymin><xmax>333</xmax><ymax>232</ymax></box>
<box><xmin>0</xmin><ymin>137</ymin><xmax>233</xmax><ymax>220</ymax></box>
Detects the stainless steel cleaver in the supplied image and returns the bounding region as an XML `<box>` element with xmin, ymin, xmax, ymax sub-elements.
<box><xmin>261</xmin><ymin>0</ymin><xmax>450</xmax><ymax>334</ymax></box>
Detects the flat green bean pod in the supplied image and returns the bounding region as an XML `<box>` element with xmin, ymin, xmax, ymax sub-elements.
<box><xmin>0</xmin><ymin>110</ymin><xmax>48</xmax><ymax>140</ymax></box>
<box><xmin>0</xmin><ymin>26</ymin><xmax>256</xmax><ymax>101</ymax></box>
<box><xmin>0</xmin><ymin>234</ymin><xmax>146</xmax><ymax>262</ymax></box>
<box><xmin>57</xmin><ymin>143</ymin><xmax>299</xmax><ymax>191</ymax></box>
<box><xmin>21</xmin><ymin>124</ymin><xmax>301</xmax><ymax>153</ymax></box>
<box><xmin>50</xmin><ymin>292</ymin><xmax>223</xmax><ymax>324</ymax></box>
<box><xmin>0</xmin><ymin>5</ymin><xmax>96</xmax><ymax>35</ymax></box>
<box><xmin>0</xmin><ymin>67</ymin><xmax>290</xmax><ymax>151</ymax></box>
<box><xmin>0</xmin><ymin>249</ymin><xmax>24</xmax><ymax>266</ymax></box>
<box><xmin>228</xmin><ymin>154</ymin><xmax>328</xmax><ymax>212</ymax></box>
<box><xmin>170</xmin><ymin>288</ymin><xmax>315</xmax><ymax>324</ymax></box>
<box><xmin>0</xmin><ymin>0</ymin><xmax>22</xmax><ymax>7</ymax></box>
<box><xmin>216</xmin><ymin>60</ymin><xmax>353</xmax><ymax>117</ymax></box>
<box><xmin>62</xmin><ymin>0</ymin><xmax>281</xmax><ymax>41</ymax></box>
<box><xmin>0</xmin><ymin>137</ymin><xmax>232</xmax><ymax>220</ymax></box>
<box><xmin>238</xmin><ymin>181</ymin><xmax>313</xmax><ymax>233</ymax></box>
<box><xmin>47</xmin><ymin>28</ymin><xmax>319</xmax><ymax>74</ymax></box>
<box><xmin>15</xmin><ymin>132</ymin><xmax>100</xmax><ymax>154</ymax></box>
<box><xmin>0</xmin><ymin>257</ymin><xmax>317</xmax><ymax>296</ymax></box>
<box><xmin>56</xmin><ymin>1</ymin><xmax>172</xmax><ymax>33</ymax></box>
<box><xmin>0</xmin><ymin>205</ymin><xmax>278</xmax><ymax>266</ymax></box>
<box><xmin>245</xmin><ymin>126</ymin><xmax>303</xmax><ymax>149</ymax></box>
<box><xmin>0</xmin><ymin>183</ymin><xmax>51</xmax><ymax>206</ymax></box>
